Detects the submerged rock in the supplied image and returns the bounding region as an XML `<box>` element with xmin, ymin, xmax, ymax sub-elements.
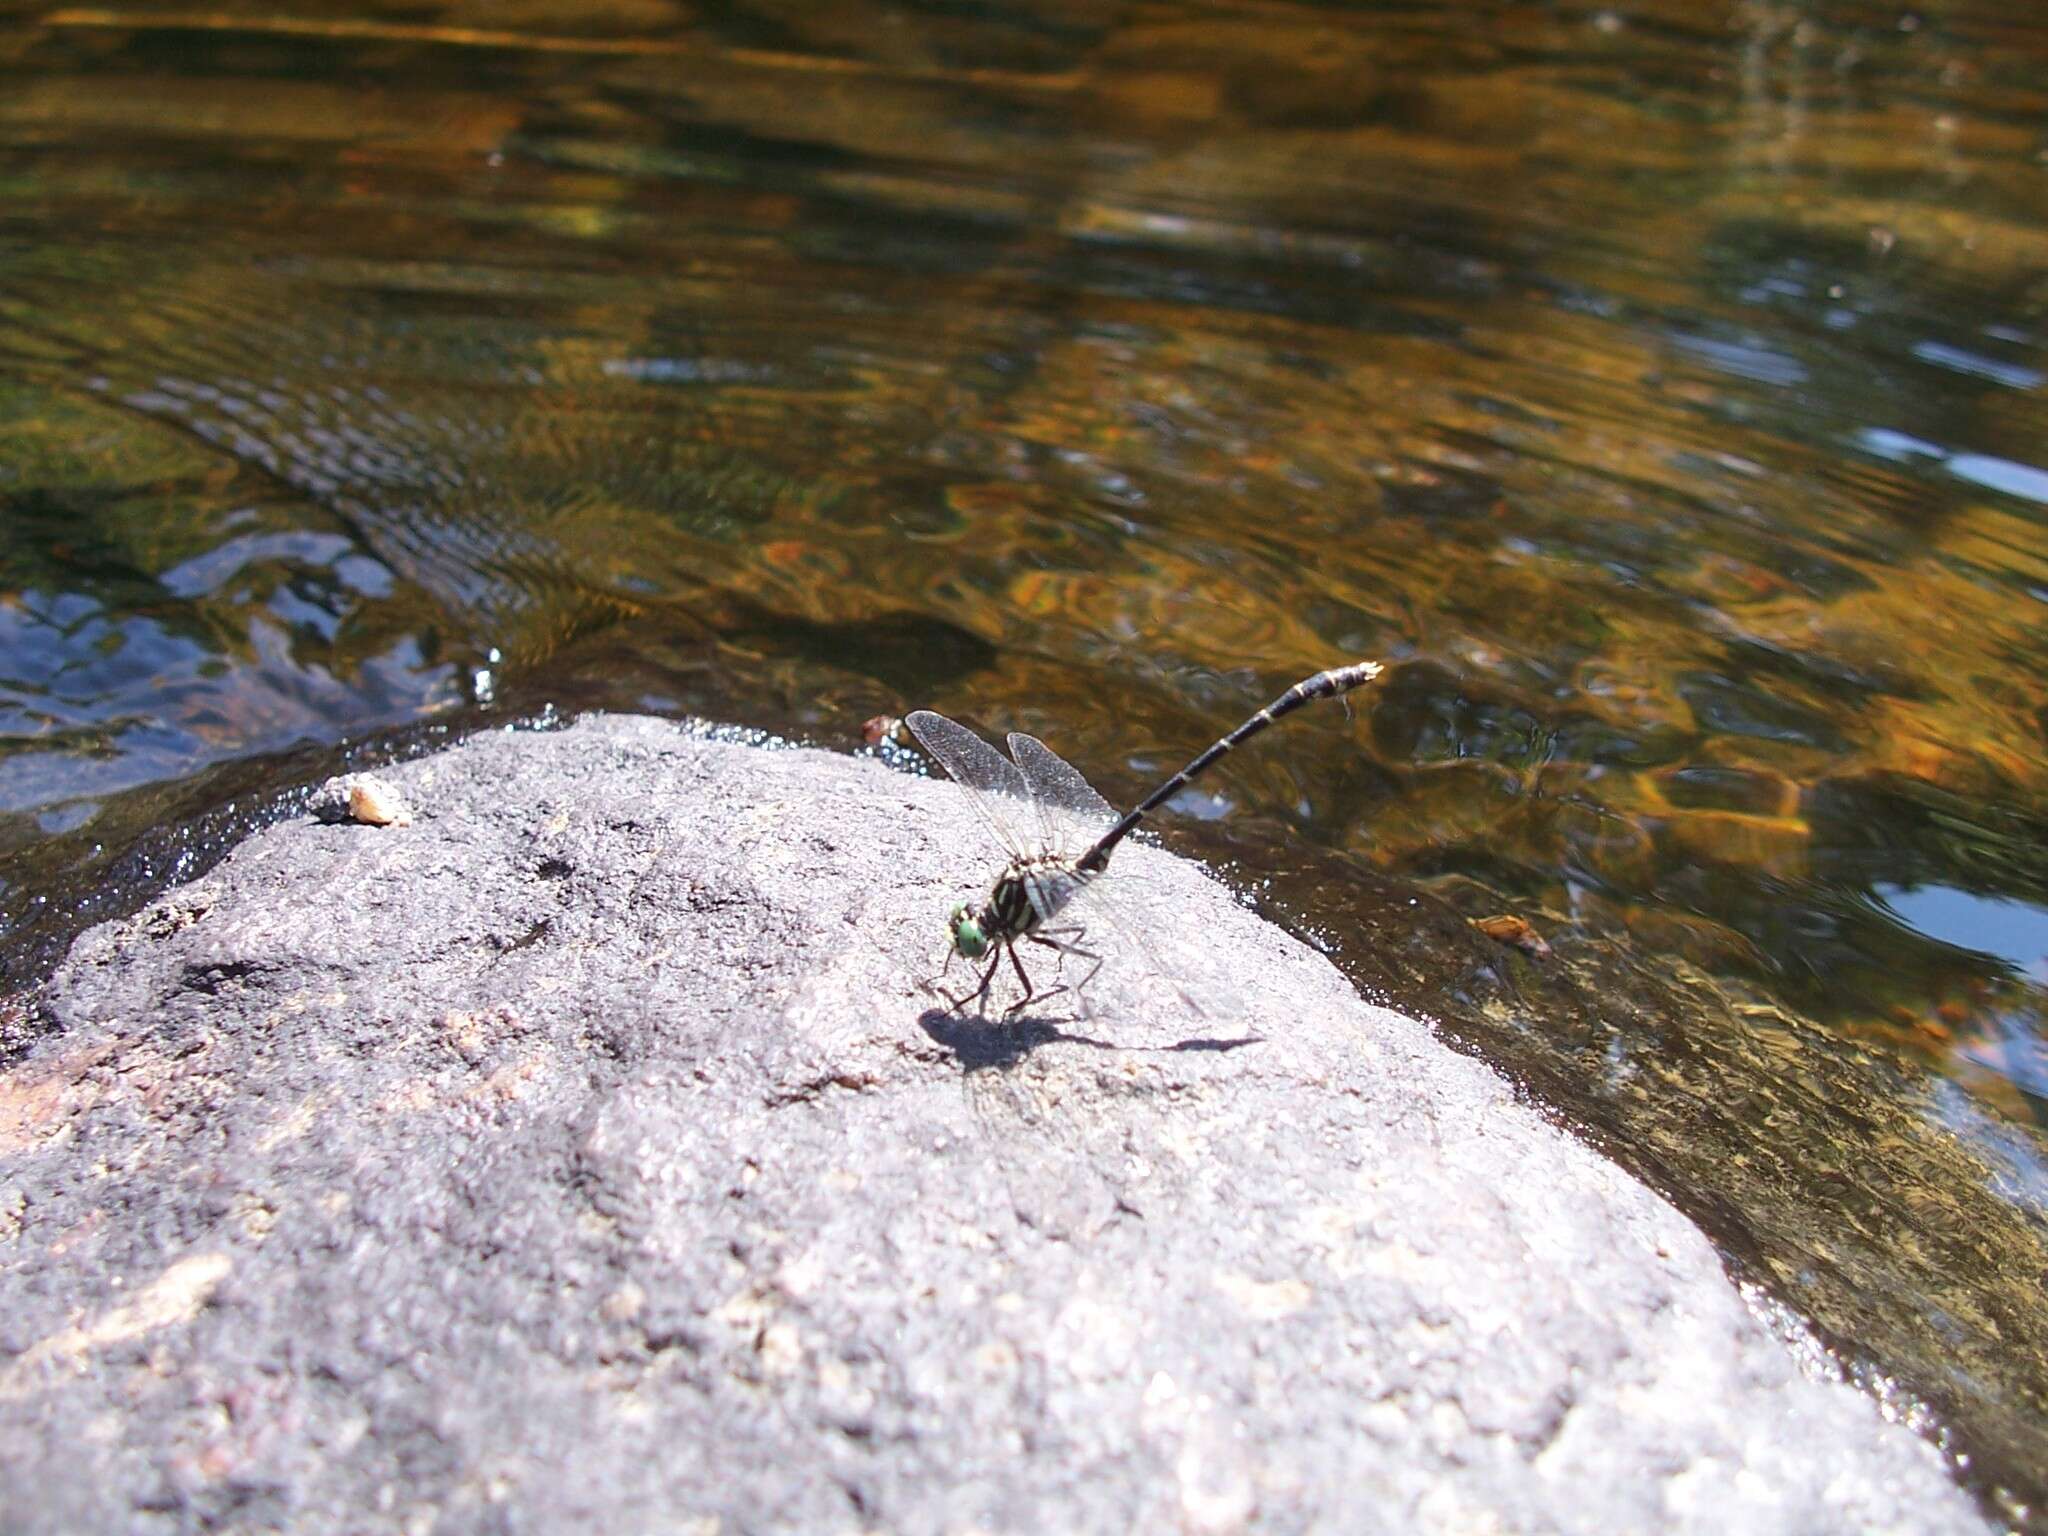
<box><xmin>0</xmin><ymin>716</ymin><xmax>1987</xmax><ymax>1533</ymax></box>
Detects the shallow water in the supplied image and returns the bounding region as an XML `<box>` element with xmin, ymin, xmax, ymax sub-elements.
<box><xmin>1</xmin><ymin>0</ymin><xmax>2044</xmax><ymax>1519</ymax></box>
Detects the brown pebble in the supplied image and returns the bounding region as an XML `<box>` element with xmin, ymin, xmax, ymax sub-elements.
<box><xmin>348</xmin><ymin>778</ymin><xmax>413</xmax><ymax>827</ymax></box>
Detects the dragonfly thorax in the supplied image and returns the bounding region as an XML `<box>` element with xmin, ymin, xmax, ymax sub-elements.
<box><xmin>948</xmin><ymin>855</ymin><xmax>1092</xmax><ymax>958</ymax></box>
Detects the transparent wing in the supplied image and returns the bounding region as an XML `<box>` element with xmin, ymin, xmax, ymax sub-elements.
<box><xmin>1007</xmin><ymin>731</ymin><xmax>1118</xmax><ymax>862</ymax></box>
<box><xmin>1034</xmin><ymin>856</ymin><xmax>1245</xmax><ymax>1030</ymax></box>
<box><xmin>905</xmin><ymin>709</ymin><xmax>1040</xmax><ymax>861</ymax></box>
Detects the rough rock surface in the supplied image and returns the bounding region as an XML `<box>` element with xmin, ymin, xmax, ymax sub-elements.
<box><xmin>0</xmin><ymin>716</ymin><xmax>1987</xmax><ymax>1534</ymax></box>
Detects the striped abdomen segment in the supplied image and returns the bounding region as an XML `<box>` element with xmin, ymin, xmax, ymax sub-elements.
<box><xmin>1076</xmin><ymin>661</ymin><xmax>1381</xmax><ymax>874</ymax></box>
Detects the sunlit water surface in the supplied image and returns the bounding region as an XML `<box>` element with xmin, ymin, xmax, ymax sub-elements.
<box><xmin>1</xmin><ymin>0</ymin><xmax>2044</xmax><ymax>1519</ymax></box>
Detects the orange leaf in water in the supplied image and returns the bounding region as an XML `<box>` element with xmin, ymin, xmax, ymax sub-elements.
<box><xmin>1473</xmin><ymin>914</ymin><xmax>1552</xmax><ymax>959</ymax></box>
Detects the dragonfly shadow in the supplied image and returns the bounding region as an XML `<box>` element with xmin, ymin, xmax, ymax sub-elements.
<box><xmin>915</xmin><ymin>1007</ymin><xmax>1263</xmax><ymax>1070</ymax></box>
<box><xmin>1165</xmin><ymin>1032</ymin><xmax>1265</xmax><ymax>1053</ymax></box>
<box><xmin>916</xmin><ymin>1008</ymin><xmax>1114</xmax><ymax>1069</ymax></box>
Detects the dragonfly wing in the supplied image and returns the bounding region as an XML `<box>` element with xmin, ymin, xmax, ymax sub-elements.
<box><xmin>906</xmin><ymin>709</ymin><xmax>1037</xmax><ymax>861</ymax></box>
<box><xmin>1051</xmin><ymin>857</ymin><xmax>1244</xmax><ymax>1027</ymax></box>
<box><xmin>1007</xmin><ymin>731</ymin><xmax>1117</xmax><ymax>862</ymax></box>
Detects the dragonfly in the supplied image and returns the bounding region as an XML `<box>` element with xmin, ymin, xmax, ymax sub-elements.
<box><xmin>906</xmin><ymin>661</ymin><xmax>1382</xmax><ymax>1018</ymax></box>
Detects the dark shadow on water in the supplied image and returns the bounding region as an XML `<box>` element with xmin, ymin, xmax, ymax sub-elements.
<box><xmin>916</xmin><ymin>1007</ymin><xmax>1262</xmax><ymax>1069</ymax></box>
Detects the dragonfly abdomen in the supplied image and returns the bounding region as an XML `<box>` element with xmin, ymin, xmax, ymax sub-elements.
<box><xmin>1076</xmin><ymin>660</ymin><xmax>1382</xmax><ymax>874</ymax></box>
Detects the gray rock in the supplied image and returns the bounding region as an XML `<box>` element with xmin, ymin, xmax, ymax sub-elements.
<box><xmin>0</xmin><ymin>716</ymin><xmax>1988</xmax><ymax>1534</ymax></box>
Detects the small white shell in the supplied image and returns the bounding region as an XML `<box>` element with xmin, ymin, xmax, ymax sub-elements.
<box><xmin>348</xmin><ymin>776</ymin><xmax>413</xmax><ymax>827</ymax></box>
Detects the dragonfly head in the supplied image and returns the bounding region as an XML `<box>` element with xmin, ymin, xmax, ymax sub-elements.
<box><xmin>947</xmin><ymin>901</ymin><xmax>990</xmax><ymax>960</ymax></box>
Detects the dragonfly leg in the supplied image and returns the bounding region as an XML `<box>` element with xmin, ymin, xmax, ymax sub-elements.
<box><xmin>942</xmin><ymin>948</ymin><xmax>1005</xmax><ymax>1015</ymax></box>
<box><xmin>918</xmin><ymin>942</ymin><xmax>957</xmax><ymax>994</ymax></box>
<box><xmin>1010</xmin><ymin>927</ymin><xmax>1099</xmax><ymax>1015</ymax></box>
<box><xmin>1033</xmin><ymin>925</ymin><xmax>1102</xmax><ymax>994</ymax></box>
<box><xmin>1000</xmin><ymin>940</ymin><xmax>1048</xmax><ymax>1016</ymax></box>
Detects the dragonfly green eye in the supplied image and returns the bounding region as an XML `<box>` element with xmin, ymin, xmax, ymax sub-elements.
<box><xmin>948</xmin><ymin>902</ymin><xmax>989</xmax><ymax>959</ymax></box>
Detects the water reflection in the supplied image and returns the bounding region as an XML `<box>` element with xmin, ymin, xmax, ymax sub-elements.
<box><xmin>1879</xmin><ymin>883</ymin><xmax>2048</xmax><ymax>985</ymax></box>
<box><xmin>1</xmin><ymin>0</ymin><xmax>2045</xmax><ymax>1518</ymax></box>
